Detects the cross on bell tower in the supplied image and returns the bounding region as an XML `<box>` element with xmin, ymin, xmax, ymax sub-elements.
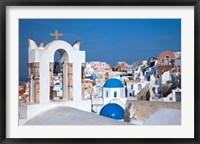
<box><xmin>50</xmin><ymin>30</ymin><xmax>63</xmax><ymax>40</ymax></box>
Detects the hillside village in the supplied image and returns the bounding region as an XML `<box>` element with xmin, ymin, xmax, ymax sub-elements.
<box><xmin>18</xmin><ymin>32</ymin><xmax>181</xmax><ymax>125</ymax></box>
<box><xmin>81</xmin><ymin>51</ymin><xmax>181</xmax><ymax>124</ymax></box>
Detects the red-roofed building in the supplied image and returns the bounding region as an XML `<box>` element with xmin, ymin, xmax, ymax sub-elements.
<box><xmin>157</xmin><ymin>51</ymin><xmax>175</xmax><ymax>75</ymax></box>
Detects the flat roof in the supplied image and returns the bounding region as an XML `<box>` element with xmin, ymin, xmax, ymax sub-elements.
<box><xmin>25</xmin><ymin>106</ymin><xmax>130</xmax><ymax>125</ymax></box>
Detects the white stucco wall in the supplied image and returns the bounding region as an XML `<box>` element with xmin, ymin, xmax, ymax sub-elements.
<box><xmin>26</xmin><ymin>100</ymin><xmax>91</xmax><ymax>120</ymax></box>
<box><xmin>103</xmin><ymin>87</ymin><xmax>125</xmax><ymax>99</ymax></box>
<box><xmin>126</xmin><ymin>82</ymin><xmax>147</xmax><ymax>96</ymax></box>
<box><xmin>162</xmin><ymin>71</ymin><xmax>171</xmax><ymax>84</ymax></box>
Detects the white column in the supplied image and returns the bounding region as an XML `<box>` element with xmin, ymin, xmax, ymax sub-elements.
<box><xmin>40</xmin><ymin>60</ymin><xmax>50</xmax><ymax>103</ymax></box>
<box><xmin>73</xmin><ymin>62</ymin><xmax>82</xmax><ymax>101</ymax></box>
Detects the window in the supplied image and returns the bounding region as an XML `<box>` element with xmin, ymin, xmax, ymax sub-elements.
<box><xmin>131</xmin><ymin>84</ymin><xmax>133</xmax><ymax>89</ymax></box>
<box><xmin>165</xmin><ymin>56</ymin><xmax>170</xmax><ymax>65</ymax></box>
<box><xmin>175</xmin><ymin>92</ymin><xmax>181</xmax><ymax>102</ymax></box>
<box><xmin>138</xmin><ymin>84</ymin><xmax>142</xmax><ymax>90</ymax></box>
<box><xmin>106</xmin><ymin>91</ymin><xmax>108</xmax><ymax>97</ymax></box>
<box><xmin>114</xmin><ymin>91</ymin><xmax>117</xmax><ymax>98</ymax></box>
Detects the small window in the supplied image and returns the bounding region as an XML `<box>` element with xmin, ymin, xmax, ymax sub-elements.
<box><xmin>131</xmin><ymin>84</ymin><xmax>133</xmax><ymax>89</ymax></box>
<box><xmin>166</xmin><ymin>56</ymin><xmax>170</xmax><ymax>59</ymax></box>
<box><xmin>114</xmin><ymin>91</ymin><xmax>117</xmax><ymax>98</ymax></box>
<box><xmin>138</xmin><ymin>84</ymin><xmax>142</xmax><ymax>90</ymax></box>
<box><xmin>175</xmin><ymin>92</ymin><xmax>181</xmax><ymax>102</ymax></box>
<box><xmin>106</xmin><ymin>91</ymin><xmax>108</xmax><ymax>97</ymax></box>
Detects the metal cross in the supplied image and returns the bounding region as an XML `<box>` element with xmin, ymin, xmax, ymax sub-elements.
<box><xmin>50</xmin><ymin>30</ymin><xmax>63</xmax><ymax>40</ymax></box>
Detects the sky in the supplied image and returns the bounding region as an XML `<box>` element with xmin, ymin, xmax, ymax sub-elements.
<box><xmin>19</xmin><ymin>19</ymin><xmax>181</xmax><ymax>81</ymax></box>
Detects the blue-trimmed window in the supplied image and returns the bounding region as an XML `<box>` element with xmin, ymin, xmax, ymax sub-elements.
<box><xmin>114</xmin><ymin>91</ymin><xmax>117</xmax><ymax>98</ymax></box>
<box><xmin>106</xmin><ymin>91</ymin><xmax>108</xmax><ymax>97</ymax></box>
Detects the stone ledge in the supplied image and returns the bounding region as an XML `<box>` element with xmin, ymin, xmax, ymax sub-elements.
<box><xmin>124</xmin><ymin>100</ymin><xmax>181</xmax><ymax>122</ymax></box>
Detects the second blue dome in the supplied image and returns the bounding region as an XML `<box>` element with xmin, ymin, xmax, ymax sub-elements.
<box><xmin>99</xmin><ymin>103</ymin><xmax>124</xmax><ymax>120</ymax></box>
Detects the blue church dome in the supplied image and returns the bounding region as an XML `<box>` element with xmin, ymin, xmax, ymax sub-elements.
<box><xmin>99</xmin><ymin>103</ymin><xmax>124</xmax><ymax>120</ymax></box>
<box><xmin>103</xmin><ymin>78</ymin><xmax>124</xmax><ymax>88</ymax></box>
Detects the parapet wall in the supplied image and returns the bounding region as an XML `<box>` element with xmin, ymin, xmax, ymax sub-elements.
<box><xmin>124</xmin><ymin>100</ymin><xmax>181</xmax><ymax>122</ymax></box>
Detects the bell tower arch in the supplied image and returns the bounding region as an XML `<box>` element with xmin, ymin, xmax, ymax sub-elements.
<box><xmin>28</xmin><ymin>38</ymin><xmax>85</xmax><ymax>104</ymax></box>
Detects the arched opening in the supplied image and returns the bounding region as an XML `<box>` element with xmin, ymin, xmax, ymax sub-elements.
<box><xmin>49</xmin><ymin>49</ymin><xmax>69</xmax><ymax>102</ymax></box>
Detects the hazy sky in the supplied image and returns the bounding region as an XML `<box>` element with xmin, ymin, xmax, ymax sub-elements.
<box><xmin>19</xmin><ymin>19</ymin><xmax>181</xmax><ymax>81</ymax></box>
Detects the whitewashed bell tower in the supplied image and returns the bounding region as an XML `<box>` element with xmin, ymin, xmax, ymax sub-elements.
<box><xmin>28</xmin><ymin>30</ymin><xmax>85</xmax><ymax>104</ymax></box>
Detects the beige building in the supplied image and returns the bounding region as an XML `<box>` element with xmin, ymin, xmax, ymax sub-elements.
<box><xmin>116</xmin><ymin>62</ymin><xmax>128</xmax><ymax>72</ymax></box>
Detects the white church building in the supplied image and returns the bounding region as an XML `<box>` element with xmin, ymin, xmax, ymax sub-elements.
<box><xmin>103</xmin><ymin>78</ymin><xmax>126</xmax><ymax>101</ymax></box>
<box><xmin>91</xmin><ymin>78</ymin><xmax>127</xmax><ymax>114</ymax></box>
